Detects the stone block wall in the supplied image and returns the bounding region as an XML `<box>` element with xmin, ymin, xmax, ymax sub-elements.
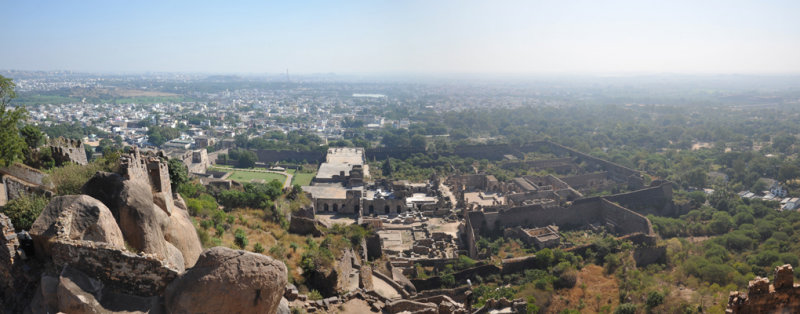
<box><xmin>50</xmin><ymin>239</ymin><xmax>180</xmax><ymax>296</ymax></box>
<box><xmin>728</xmin><ymin>264</ymin><xmax>800</xmax><ymax>313</ymax></box>
<box><xmin>0</xmin><ymin>163</ymin><xmax>50</xmax><ymax>187</ymax></box>
<box><xmin>49</xmin><ymin>137</ymin><xmax>88</xmax><ymax>166</ymax></box>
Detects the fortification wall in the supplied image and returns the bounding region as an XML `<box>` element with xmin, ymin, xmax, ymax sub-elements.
<box><xmin>0</xmin><ymin>182</ymin><xmax>5</xmax><ymax>206</ymax></box>
<box><xmin>254</xmin><ymin>149</ymin><xmax>325</xmax><ymax>163</ymax></box>
<box><xmin>604</xmin><ymin>182</ymin><xmax>675</xmax><ymax>216</ymax></box>
<box><xmin>453</xmin><ymin>144</ymin><xmax>515</xmax><ymax>160</ymax></box>
<box><xmin>0</xmin><ymin>163</ymin><xmax>50</xmax><ymax>187</ymax></box>
<box><xmin>728</xmin><ymin>265</ymin><xmax>800</xmax><ymax>314</ymax></box>
<box><xmin>599</xmin><ymin>198</ymin><xmax>654</xmax><ymax>235</ymax></box>
<box><xmin>2</xmin><ymin>175</ymin><xmax>52</xmax><ymax>202</ymax></box>
<box><xmin>50</xmin><ymin>137</ymin><xmax>88</xmax><ymax>166</ymax></box>
<box><xmin>365</xmin><ymin>147</ymin><xmax>427</xmax><ymax>160</ymax></box>
<box><xmin>561</xmin><ymin>172</ymin><xmax>610</xmax><ymax>189</ymax></box>
<box><xmin>501</xmin><ymin>158</ymin><xmax>573</xmax><ymax>171</ymax></box>
<box><xmin>50</xmin><ymin>239</ymin><xmax>180</xmax><ymax>296</ymax></box>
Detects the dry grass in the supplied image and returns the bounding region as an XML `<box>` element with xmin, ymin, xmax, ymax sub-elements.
<box><xmin>200</xmin><ymin>208</ymin><xmax>324</xmax><ymax>284</ymax></box>
<box><xmin>541</xmin><ymin>264</ymin><xmax>619</xmax><ymax>314</ymax></box>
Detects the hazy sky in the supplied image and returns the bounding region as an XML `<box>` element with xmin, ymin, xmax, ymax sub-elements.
<box><xmin>2</xmin><ymin>0</ymin><xmax>799</xmax><ymax>74</ymax></box>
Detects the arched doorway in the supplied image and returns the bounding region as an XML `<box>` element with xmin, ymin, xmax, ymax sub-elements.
<box><xmin>397</xmin><ymin>205</ymin><xmax>402</xmax><ymax>213</ymax></box>
<box><xmin>369</xmin><ymin>205</ymin><xmax>374</xmax><ymax>214</ymax></box>
<box><xmin>324</xmin><ymin>203</ymin><xmax>329</xmax><ymax>212</ymax></box>
<box><xmin>333</xmin><ymin>204</ymin><xmax>338</xmax><ymax>212</ymax></box>
<box><xmin>384</xmin><ymin>205</ymin><xmax>390</xmax><ymax>214</ymax></box>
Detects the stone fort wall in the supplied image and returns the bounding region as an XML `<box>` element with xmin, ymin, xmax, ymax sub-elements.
<box><xmin>255</xmin><ymin>149</ymin><xmax>326</xmax><ymax>164</ymax></box>
<box><xmin>50</xmin><ymin>239</ymin><xmax>180</xmax><ymax>296</ymax></box>
<box><xmin>49</xmin><ymin>137</ymin><xmax>88</xmax><ymax>166</ymax></box>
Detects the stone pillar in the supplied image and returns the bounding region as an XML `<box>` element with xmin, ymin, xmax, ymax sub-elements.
<box><xmin>774</xmin><ymin>264</ymin><xmax>794</xmax><ymax>290</ymax></box>
<box><xmin>748</xmin><ymin>277</ymin><xmax>770</xmax><ymax>295</ymax></box>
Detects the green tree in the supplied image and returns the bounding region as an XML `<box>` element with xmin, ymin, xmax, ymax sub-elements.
<box><xmin>167</xmin><ymin>158</ymin><xmax>189</xmax><ymax>190</ymax></box>
<box><xmin>236</xmin><ymin>150</ymin><xmax>257</xmax><ymax>168</ymax></box>
<box><xmin>1</xmin><ymin>194</ymin><xmax>50</xmax><ymax>231</ymax></box>
<box><xmin>0</xmin><ymin>75</ymin><xmax>27</xmax><ymax>167</ymax></box>
<box><xmin>20</xmin><ymin>124</ymin><xmax>44</xmax><ymax>149</ymax></box>
<box><xmin>382</xmin><ymin>159</ymin><xmax>393</xmax><ymax>176</ymax></box>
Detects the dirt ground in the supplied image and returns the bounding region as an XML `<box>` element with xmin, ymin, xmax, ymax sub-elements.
<box><xmin>545</xmin><ymin>264</ymin><xmax>619</xmax><ymax>314</ymax></box>
<box><xmin>334</xmin><ymin>298</ymin><xmax>379</xmax><ymax>313</ymax></box>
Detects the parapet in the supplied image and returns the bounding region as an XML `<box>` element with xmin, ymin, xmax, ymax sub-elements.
<box><xmin>727</xmin><ymin>264</ymin><xmax>800</xmax><ymax>313</ymax></box>
<box><xmin>49</xmin><ymin>137</ymin><xmax>88</xmax><ymax>166</ymax></box>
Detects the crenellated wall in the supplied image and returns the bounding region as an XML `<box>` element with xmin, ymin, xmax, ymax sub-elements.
<box><xmin>49</xmin><ymin>137</ymin><xmax>88</xmax><ymax>166</ymax></box>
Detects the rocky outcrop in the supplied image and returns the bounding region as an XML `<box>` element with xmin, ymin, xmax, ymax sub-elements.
<box><xmin>57</xmin><ymin>265</ymin><xmax>105</xmax><ymax>314</ymax></box>
<box><xmin>29</xmin><ymin>195</ymin><xmax>125</xmax><ymax>259</ymax></box>
<box><xmin>165</xmin><ymin>247</ymin><xmax>288</xmax><ymax>314</ymax></box>
<box><xmin>727</xmin><ymin>264</ymin><xmax>800</xmax><ymax>313</ymax></box>
<box><xmin>289</xmin><ymin>215</ymin><xmax>325</xmax><ymax>237</ymax></box>
<box><xmin>163</xmin><ymin>196</ymin><xmax>202</xmax><ymax>268</ymax></box>
<box><xmin>83</xmin><ymin>172</ymin><xmax>169</xmax><ymax>260</ymax></box>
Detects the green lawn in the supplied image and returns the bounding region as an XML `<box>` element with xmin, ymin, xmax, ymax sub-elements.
<box><xmin>291</xmin><ymin>172</ymin><xmax>316</xmax><ymax>186</ymax></box>
<box><xmin>215</xmin><ymin>169</ymin><xmax>287</xmax><ymax>184</ymax></box>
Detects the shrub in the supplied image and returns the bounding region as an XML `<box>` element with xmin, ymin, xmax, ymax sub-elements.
<box><xmin>646</xmin><ymin>291</ymin><xmax>664</xmax><ymax>309</ymax></box>
<box><xmin>234</xmin><ymin>228</ymin><xmax>248</xmax><ymax>249</ymax></box>
<box><xmin>308</xmin><ymin>290</ymin><xmax>323</xmax><ymax>301</ymax></box>
<box><xmin>614</xmin><ymin>303</ymin><xmax>637</xmax><ymax>314</ymax></box>
<box><xmin>554</xmin><ymin>268</ymin><xmax>577</xmax><ymax>289</ymax></box>
<box><xmin>196</xmin><ymin>227</ymin><xmax>211</xmax><ymax>247</ymax></box>
<box><xmin>47</xmin><ymin>161</ymin><xmax>103</xmax><ymax>195</ymax></box>
<box><xmin>2</xmin><ymin>194</ymin><xmax>49</xmax><ymax>231</ymax></box>
<box><xmin>441</xmin><ymin>273</ymin><xmax>456</xmax><ymax>287</ymax></box>
<box><xmin>253</xmin><ymin>242</ymin><xmax>265</xmax><ymax>253</ymax></box>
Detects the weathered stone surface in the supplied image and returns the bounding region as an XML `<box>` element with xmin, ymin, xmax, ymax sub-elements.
<box><xmin>81</xmin><ymin>172</ymin><xmax>126</xmax><ymax>219</ymax></box>
<box><xmin>152</xmin><ymin>191</ymin><xmax>174</xmax><ymax>216</ymax></box>
<box><xmin>117</xmin><ymin>179</ymin><xmax>168</xmax><ymax>258</ymax></box>
<box><xmin>289</xmin><ymin>216</ymin><xmax>324</xmax><ymax>237</ymax></box>
<box><xmin>173</xmin><ymin>194</ymin><xmax>188</xmax><ymax>212</ymax></box>
<box><xmin>165</xmin><ymin>247</ymin><xmax>288</xmax><ymax>314</ymax></box>
<box><xmin>774</xmin><ymin>264</ymin><xmax>794</xmax><ymax>290</ymax></box>
<box><xmin>82</xmin><ymin>172</ymin><xmax>168</xmax><ymax>259</ymax></box>
<box><xmin>386</xmin><ymin>299</ymin><xmax>437</xmax><ymax>313</ymax></box>
<box><xmin>728</xmin><ymin>264</ymin><xmax>800</xmax><ymax>313</ymax></box>
<box><xmin>57</xmin><ymin>265</ymin><xmax>105</xmax><ymax>314</ymax></box>
<box><xmin>748</xmin><ymin>276</ymin><xmax>770</xmax><ymax>295</ymax></box>
<box><xmin>277</xmin><ymin>297</ymin><xmax>290</xmax><ymax>314</ymax></box>
<box><xmin>29</xmin><ymin>195</ymin><xmax>125</xmax><ymax>258</ymax></box>
<box><xmin>50</xmin><ymin>240</ymin><xmax>180</xmax><ymax>297</ymax></box>
<box><xmin>164</xmin><ymin>242</ymin><xmax>185</xmax><ymax>273</ymax></box>
<box><xmin>360</xmin><ymin>264</ymin><xmax>375</xmax><ymax>290</ymax></box>
<box><xmin>163</xmin><ymin>204</ymin><xmax>202</xmax><ymax>268</ymax></box>
<box><xmin>392</xmin><ymin>267</ymin><xmax>417</xmax><ymax>294</ymax></box>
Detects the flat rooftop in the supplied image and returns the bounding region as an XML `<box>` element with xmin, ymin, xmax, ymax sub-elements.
<box><xmin>315</xmin><ymin>147</ymin><xmax>368</xmax><ymax>180</ymax></box>
<box><xmin>301</xmin><ymin>183</ymin><xmax>352</xmax><ymax>199</ymax></box>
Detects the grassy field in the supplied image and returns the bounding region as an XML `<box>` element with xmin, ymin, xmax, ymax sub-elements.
<box><xmin>290</xmin><ymin>171</ymin><xmax>316</xmax><ymax>186</ymax></box>
<box><xmin>210</xmin><ymin>167</ymin><xmax>286</xmax><ymax>184</ymax></box>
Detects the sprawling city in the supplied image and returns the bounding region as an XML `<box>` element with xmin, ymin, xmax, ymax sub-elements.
<box><xmin>3</xmin><ymin>1</ymin><xmax>800</xmax><ymax>314</ymax></box>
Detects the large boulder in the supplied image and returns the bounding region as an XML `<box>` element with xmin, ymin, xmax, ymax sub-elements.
<box><xmin>57</xmin><ymin>265</ymin><xmax>105</xmax><ymax>314</ymax></box>
<box><xmin>29</xmin><ymin>195</ymin><xmax>125</xmax><ymax>258</ymax></box>
<box><xmin>163</xmin><ymin>199</ymin><xmax>202</xmax><ymax>268</ymax></box>
<box><xmin>165</xmin><ymin>247</ymin><xmax>288</xmax><ymax>314</ymax></box>
<box><xmin>164</xmin><ymin>242</ymin><xmax>186</xmax><ymax>273</ymax></box>
<box><xmin>82</xmin><ymin>172</ymin><xmax>168</xmax><ymax>260</ymax></box>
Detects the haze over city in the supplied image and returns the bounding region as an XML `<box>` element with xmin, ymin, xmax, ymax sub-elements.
<box><xmin>3</xmin><ymin>0</ymin><xmax>800</xmax><ymax>74</ymax></box>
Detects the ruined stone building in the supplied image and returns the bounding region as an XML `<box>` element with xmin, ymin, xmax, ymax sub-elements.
<box><xmin>49</xmin><ymin>137</ymin><xmax>88</xmax><ymax>166</ymax></box>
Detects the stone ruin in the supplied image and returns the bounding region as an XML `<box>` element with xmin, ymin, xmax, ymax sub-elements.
<box><xmin>49</xmin><ymin>137</ymin><xmax>88</xmax><ymax>166</ymax></box>
<box><xmin>727</xmin><ymin>264</ymin><xmax>800</xmax><ymax>313</ymax></box>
